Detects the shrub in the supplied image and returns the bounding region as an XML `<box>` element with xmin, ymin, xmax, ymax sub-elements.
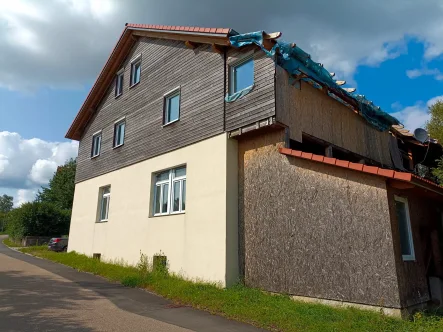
<box><xmin>6</xmin><ymin>202</ymin><xmax>71</xmax><ymax>241</ymax></box>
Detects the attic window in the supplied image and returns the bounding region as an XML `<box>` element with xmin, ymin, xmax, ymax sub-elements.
<box><xmin>130</xmin><ymin>55</ymin><xmax>142</xmax><ymax>87</ymax></box>
<box><xmin>91</xmin><ymin>131</ymin><xmax>102</xmax><ymax>158</ymax></box>
<box><xmin>115</xmin><ymin>71</ymin><xmax>124</xmax><ymax>97</ymax></box>
<box><xmin>229</xmin><ymin>57</ymin><xmax>254</xmax><ymax>94</ymax></box>
<box><xmin>163</xmin><ymin>88</ymin><xmax>181</xmax><ymax>125</ymax></box>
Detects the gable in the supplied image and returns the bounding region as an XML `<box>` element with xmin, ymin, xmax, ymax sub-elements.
<box><xmin>66</xmin><ymin>24</ymin><xmax>233</xmax><ymax>141</ymax></box>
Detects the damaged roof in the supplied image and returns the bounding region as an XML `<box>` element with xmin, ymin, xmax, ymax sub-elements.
<box><xmin>66</xmin><ymin>24</ymin><xmax>401</xmax><ymax>140</ymax></box>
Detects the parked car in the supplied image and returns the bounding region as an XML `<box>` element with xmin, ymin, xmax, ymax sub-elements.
<box><xmin>48</xmin><ymin>237</ymin><xmax>68</xmax><ymax>252</ymax></box>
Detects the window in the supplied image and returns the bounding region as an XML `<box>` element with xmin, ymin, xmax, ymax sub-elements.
<box><xmin>153</xmin><ymin>166</ymin><xmax>186</xmax><ymax>215</ymax></box>
<box><xmin>99</xmin><ymin>186</ymin><xmax>111</xmax><ymax>222</ymax></box>
<box><xmin>163</xmin><ymin>89</ymin><xmax>180</xmax><ymax>125</ymax></box>
<box><xmin>91</xmin><ymin>132</ymin><xmax>102</xmax><ymax>158</ymax></box>
<box><xmin>115</xmin><ymin>72</ymin><xmax>124</xmax><ymax>97</ymax></box>
<box><xmin>130</xmin><ymin>56</ymin><xmax>141</xmax><ymax>86</ymax></box>
<box><xmin>113</xmin><ymin>118</ymin><xmax>125</xmax><ymax>148</ymax></box>
<box><xmin>394</xmin><ymin>196</ymin><xmax>415</xmax><ymax>261</ymax></box>
<box><xmin>230</xmin><ymin>57</ymin><xmax>254</xmax><ymax>94</ymax></box>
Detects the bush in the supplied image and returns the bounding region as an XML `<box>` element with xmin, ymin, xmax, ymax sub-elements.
<box><xmin>6</xmin><ymin>202</ymin><xmax>71</xmax><ymax>241</ymax></box>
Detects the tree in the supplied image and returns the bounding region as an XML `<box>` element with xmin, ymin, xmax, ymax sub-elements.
<box><xmin>426</xmin><ymin>99</ymin><xmax>443</xmax><ymax>183</ymax></box>
<box><xmin>36</xmin><ymin>159</ymin><xmax>76</xmax><ymax>210</ymax></box>
<box><xmin>0</xmin><ymin>194</ymin><xmax>13</xmax><ymax>213</ymax></box>
<box><xmin>0</xmin><ymin>195</ymin><xmax>13</xmax><ymax>232</ymax></box>
<box><xmin>6</xmin><ymin>202</ymin><xmax>71</xmax><ymax>240</ymax></box>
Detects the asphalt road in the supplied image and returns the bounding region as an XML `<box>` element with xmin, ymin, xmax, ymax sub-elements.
<box><xmin>0</xmin><ymin>236</ymin><xmax>265</xmax><ymax>332</ymax></box>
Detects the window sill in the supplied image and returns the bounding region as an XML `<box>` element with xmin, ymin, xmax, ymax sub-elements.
<box><xmin>151</xmin><ymin>211</ymin><xmax>185</xmax><ymax>218</ymax></box>
<box><xmin>91</xmin><ymin>154</ymin><xmax>100</xmax><ymax>159</ymax></box>
<box><xmin>96</xmin><ymin>220</ymin><xmax>108</xmax><ymax>223</ymax></box>
<box><xmin>114</xmin><ymin>93</ymin><xmax>122</xmax><ymax>99</ymax></box>
<box><xmin>129</xmin><ymin>81</ymin><xmax>140</xmax><ymax>89</ymax></box>
<box><xmin>113</xmin><ymin>143</ymin><xmax>124</xmax><ymax>149</ymax></box>
<box><xmin>163</xmin><ymin>119</ymin><xmax>179</xmax><ymax>127</ymax></box>
<box><xmin>402</xmin><ymin>256</ymin><xmax>416</xmax><ymax>262</ymax></box>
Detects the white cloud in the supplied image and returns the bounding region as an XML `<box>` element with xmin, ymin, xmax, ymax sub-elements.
<box><xmin>391</xmin><ymin>95</ymin><xmax>443</xmax><ymax>130</ymax></box>
<box><xmin>0</xmin><ymin>131</ymin><xmax>78</xmax><ymax>205</ymax></box>
<box><xmin>1</xmin><ymin>0</ymin><xmax>443</xmax><ymax>90</ymax></box>
<box><xmin>16</xmin><ymin>189</ymin><xmax>38</xmax><ymax>207</ymax></box>
<box><xmin>406</xmin><ymin>68</ymin><xmax>443</xmax><ymax>81</ymax></box>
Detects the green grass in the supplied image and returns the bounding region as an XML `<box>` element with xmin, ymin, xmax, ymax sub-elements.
<box><xmin>16</xmin><ymin>246</ymin><xmax>443</xmax><ymax>332</ymax></box>
<box><xmin>2</xmin><ymin>237</ymin><xmax>23</xmax><ymax>247</ymax></box>
<box><xmin>0</xmin><ymin>231</ymin><xmax>7</xmax><ymax>235</ymax></box>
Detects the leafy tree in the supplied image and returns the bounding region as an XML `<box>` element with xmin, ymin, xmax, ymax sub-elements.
<box><xmin>0</xmin><ymin>194</ymin><xmax>13</xmax><ymax>213</ymax></box>
<box><xmin>6</xmin><ymin>202</ymin><xmax>71</xmax><ymax>240</ymax></box>
<box><xmin>36</xmin><ymin>159</ymin><xmax>76</xmax><ymax>210</ymax></box>
<box><xmin>0</xmin><ymin>194</ymin><xmax>13</xmax><ymax>233</ymax></box>
<box><xmin>426</xmin><ymin>99</ymin><xmax>443</xmax><ymax>183</ymax></box>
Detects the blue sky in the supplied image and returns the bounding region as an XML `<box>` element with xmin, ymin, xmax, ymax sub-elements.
<box><xmin>1</xmin><ymin>0</ymin><xmax>443</xmax><ymax>205</ymax></box>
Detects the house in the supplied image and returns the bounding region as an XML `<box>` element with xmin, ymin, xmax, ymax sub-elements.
<box><xmin>66</xmin><ymin>23</ymin><xmax>443</xmax><ymax>316</ymax></box>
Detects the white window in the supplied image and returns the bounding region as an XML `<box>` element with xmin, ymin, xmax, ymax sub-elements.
<box><xmin>153</xmin><ymin>166</ymin><xmax>186</xmax><ymax>216</ymax></box>
<box><xmin>130</xmin><ymin>56</ymin><xmax>141</xmax><ymax>86</ymax></box>
<box><xmin>394</xmin><ymin>196</ymin><xmax>415</xmax><ymax>261</ymax></box>
<box><xmin>113</xmin><ymin>118</ymin><xmax>125</xmax><ymax>148</ymax></box>
<box><xmin>164</xmin><ymin>89</ymin><xmax>180</xmax><ymax>125</ymax></box>
<box><xmin>115</xmin><ymin>72</ymin><xmax>124</xmax><ymax>97</ymax></box>
<box><xmin>91</xmin><ymin>132</ymin><xmax>102</xmax><ymax>158</ymax></box>
<box><xmin>229</xmin><ymin>57</ymin><xmax>254</xmax><ymax>94</ymax></box>
<box><xmin>99</xmin><ymin>186</ymin><xmax>111</xmax><ymax>222</ymax></box>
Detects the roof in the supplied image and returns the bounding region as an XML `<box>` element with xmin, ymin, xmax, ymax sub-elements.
<box><xmin>279</xmin><ymin>147</ymin><xmax>443</xmax><ymax>195</ymax></box>
<box><xmin>66</xmin><ymin>24</ymin><xmax>234</xmax><ymax>140</ymax></box>
<box><xmin>125</xmin><ymin>23</ymin><xmax>232</xmax><ymax>35</ymax></box>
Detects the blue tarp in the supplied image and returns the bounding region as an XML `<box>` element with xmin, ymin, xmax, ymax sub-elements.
<box><xmin>229</xmin><ymin>32</ymin><xmax>400</xmax><ymax>131</ymax></box>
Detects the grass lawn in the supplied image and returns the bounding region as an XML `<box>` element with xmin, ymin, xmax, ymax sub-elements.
<box><xmin>14</xmin><ymin>246</ymin><xmax>443</xmax><ymax>332</ymax></box>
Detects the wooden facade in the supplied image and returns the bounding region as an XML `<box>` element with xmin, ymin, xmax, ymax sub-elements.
<box><xmin>275</xmin><ymin>66</ymin><xmax>392</xmax><ymax>167</ymax></box>
<box><xmin>225</xmin><ymin>46</ymin><xmax>276</xmax><ymax>131</ymax></box>
<box><xmin>387</xmin><ymin>187</ymin><xmax>442</xmax><ymax>308</ymax></box>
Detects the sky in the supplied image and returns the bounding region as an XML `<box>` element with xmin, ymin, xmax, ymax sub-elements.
<box><xmin>1</xmin><ymin>0</ymin><xmax>443</xmax><ymax>205</ymax></box>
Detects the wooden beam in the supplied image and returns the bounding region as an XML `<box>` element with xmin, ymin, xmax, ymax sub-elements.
<box><xmin>325</xmin><ymin>146</ymin><xmax>333</xmax><ymax>157</ymax></box>
<box><xmin>132</xmin><ymin>30</ymin><xmax>230</xmax><ymax>46</ymax></box>
<box><xmin>211</xmin><ymin>44</ymin><xmax>223</xmax><ymax>54</ymax></box>
<box><xmin>264</xmin><ymin>31</ymin><xmax>282</xmax><ymax>40</ymax></box>
<box><xmin>185</xmin><ymin>41</ymin><xmax>198</xmax><ymax>49</ymax></box>
<box><xmin>388</xmin><ymin>179</ymin><xmax>415</xmax><ymax>190</ymax></box>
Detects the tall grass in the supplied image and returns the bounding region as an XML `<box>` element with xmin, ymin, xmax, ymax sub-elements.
<box><xmin>17</xmin><ymin>246</ymin><xmax>443</xmax><ymax>332</ymax></box>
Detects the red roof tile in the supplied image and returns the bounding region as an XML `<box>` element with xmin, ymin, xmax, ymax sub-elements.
<box><xmin>125</xmin><ymin>24</ymin><xmax>230</xmax><ymax>35</ymax></box>
<box><xmin>279</xmin><ymin>147</ymin><xmax>443</xmax><ymax>193</ymax></box>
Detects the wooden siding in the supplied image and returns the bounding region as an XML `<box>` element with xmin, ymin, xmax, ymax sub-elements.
<box><xmin>275</xmin><ymin>66</ymin><xmax>392</xmax><ymax>166</ymax></box>
<box><xmin>76</xmin><ymin>37</ymin><xmax>225</xmax><ymax>183</ymax></box>
<box><xmin>238</xmin><ymin>129</ymin><xmax>401</xmax><ymax>308</ymax></box>
<box><xmin>225</xmin><ymin>46</ymin><xmax>276</xmax><ymax>131</ymax></box>
<box><xmin>387</xmin><ymin>187</ymin><xmax>438</xmax><ymax>307</ymax></box>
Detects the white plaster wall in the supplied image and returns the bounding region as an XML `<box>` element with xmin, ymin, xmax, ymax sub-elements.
<box><xmin>68</xmin><ymin>133</ymin><xmax>238</xmax><ymax>286</ymax></box>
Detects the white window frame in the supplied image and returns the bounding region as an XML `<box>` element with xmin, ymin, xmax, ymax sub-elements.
<box><xmin>130</xmin><ymin>54</ymin><xmax>142</xmax><ymax>87</ymax></box>
<box><xmin>113</xmin><ymin>117</ymin><xmax>126</xmax><ymax>148</ymax></box>
<box><xmin>115</xmin><ymin>70</ymin><xmax>124</xmax><ymax>97</ymax></box>
<box><xmin>99</xmin><ymin>186</ymin><xmax>111</xmax><ymax>222</ymax></box>
<box><xmin>153</xmin><ymin>166</ymin><xmax>186</xmax><ymax>216</ymax></box>
<box><xmin>91</xmin><ymin>131</ymin><xmax>102</xmax><ymax>158</ymax></box>
<box><xmin>229</xmin><ymin>55</ymin><xmax>254</xmax><ymax>95</ymax></box>
<box><xmin>163</xmin><ymin>87</ymin><xmax>181</xmax><ymax>126</ymax></box>
<box><xmin>394</xmin><ymin>195</ymin><xmax>415</xmax><ymax>261</ymax></box>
